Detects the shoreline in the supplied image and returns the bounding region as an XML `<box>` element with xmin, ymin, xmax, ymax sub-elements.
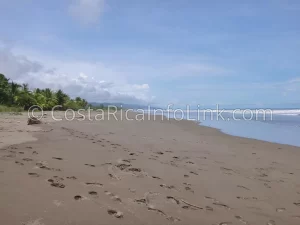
<box><xmin>167</xmin><ymin>114</ymin><xmax>300</xmax><ymax>149</ymax></box>
<box><xmin>199</xmin><ymin>121</ymin><xmax>300</xmax><ymax>148</ymax></box>
<box><xmin>1</xmin><ymin>111</ymin><xmax>300</xmax><ymax>224</ymax></box>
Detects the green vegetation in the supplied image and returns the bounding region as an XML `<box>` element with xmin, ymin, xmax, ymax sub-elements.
<box><xmin>0</xmin><ymin>105</ymin><xmax>23</xmax><ymax>113</ymax></box>
<box><xmin>0</xmin><ymin>73</ymin><xmax>88</xmax><ymax>111</ymax></box>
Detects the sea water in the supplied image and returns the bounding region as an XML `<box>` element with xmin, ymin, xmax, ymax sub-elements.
<box><xmin>152</xmin><ymin>109</ymin><xmax>300</xmax><ymax>147</ymax></box>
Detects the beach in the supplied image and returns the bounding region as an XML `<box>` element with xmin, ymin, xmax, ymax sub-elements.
<box><xmin>1</xmin><ymin>111</ymin><xmax>300</xmax><ymax>225</ymax></box>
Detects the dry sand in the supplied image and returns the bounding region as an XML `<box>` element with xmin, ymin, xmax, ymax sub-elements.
<box><xmin>1</xmin><ymin>111</ymin><xmax>300</xmax><ymax>225</ymax></box>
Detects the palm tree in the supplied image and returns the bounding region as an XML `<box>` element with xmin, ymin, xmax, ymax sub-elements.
<box><xmin>9</xmin><ymin>81</ymin><xmax>21</xmax><ymax>105</ymax></box>
<box><xmin>43</xmin><ymin>88</ymin><xmax>53</xmax><ymax>99</ymax></box>
<box><xmin>55</xmin><ymin>89</ymin><xmax>69</xmax><ymax>109</ymax></box>
<box><xmin>22</xmin><ymin>83</ymin><xmax>30</xmax><ymax>93</ymax></box>
<box><xmin>75</xmin><ymin>97</ymin><xmax>82</xmax><ymax>102</ymax></box>
<box><xmin>44</xmin><ymin>88</ymin><xmax>57</xmax><ymax>109</ymax></box>
<box><xmin>15</xmin><ymin>83</ymin><xmax>36</xmax><ymax>110</ymax></box>
<box><xmin>34</xmin><ymin>88</ymin><xmax>42</xmax><ymax>94</ymax></box>
<box><xmin>0</xmin><ymin>74</ymin><xmax>10</xmax><ymax>104</ymax></box>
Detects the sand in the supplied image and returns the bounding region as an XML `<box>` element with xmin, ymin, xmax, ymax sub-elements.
<box><xmin>1</xmin><ymin>111</ymin><xmax>300</xmax><ymax>225</ymax></box>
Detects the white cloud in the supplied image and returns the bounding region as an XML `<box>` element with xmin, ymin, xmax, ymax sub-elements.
<box><xmin>68</xmin><ymin>0</ymin><xmax>106</xmax><ymax>25</ymax></box>
<box><xmin>0</xmin><ymin>45</ymin><xmax>153</xmax><ymax>104</ymax></box>
<box><xmin>0</xmin><ymin>46</ymin><xmax>44</xmax><ymax>80</ymax></box>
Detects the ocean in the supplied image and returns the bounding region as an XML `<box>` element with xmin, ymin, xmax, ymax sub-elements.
<box><xmin>151</xmin><ymin>109</ymin><xmax>300</xmax><ymax>147</ymax></box>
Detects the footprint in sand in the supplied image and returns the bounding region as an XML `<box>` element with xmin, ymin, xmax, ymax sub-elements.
<box><xmin>36</xmin><ymin>162</ymin><xmax>61</xmax><ymax>171</ymax></box>
<box><xmin>160</xmin><ymin>184</ymin><xmax>176</xmax><ymax>190</ymax></box>
<box><xmin>135</xmin><ymin>198</ymin><xmax>147</xmax><ymax>204</ymax></box>
<box><xmin>88</xmin><ymin>191</ymin><xmax>98</xmax><ymax>196</ymax></box>
<box><xmin>85</xmin><ymin>164</ymin><xmax>96</xmax><ymax>167</ymax></box>
<box><xmin>152</xmin><ymin>176</ymin><xmax>161</xmax><ymax>180</ymax></box>
<box><xmin>28</xmin><ymin>173</ymin><xmax>39</xmax><ymax>178</ymax></box>
<box><xmin>107</xmin><ymin>209</ymin><xmax>124</xmax><ymax>218</ymax></box>
<box><xmin>15</xmin><ymin>161</ymin><xmax>24</xmax><ymax>166</ymax></box>
<box><xmin>122</xmin><ymin>159</ymin><xmax>132</xmax><ymax>163</ymax></box>
<box><xmin>155</xmin><ymin>151</ymin><xmax>164</xmax><ymax>155</ymax></box>
<box><xmin>85</xmin><ymin>182</ymin><xmax>103</xmax><ymax>187</ymax></box>
<box><xmin>52</xmin><ymin>157</ymin><xmax>63</xmax><ymax>160</ymax></box>
<box><xmin>116</xmin><ymin>163</ymin><xmax>131</xmax><ymax>170</ymax></box>
<box><xmin>50</xmin><ymin>182</ymin><xmax>65</xmax><ymax>188</ymax></box>
<box><xmin>127</xmin><ymin>168</ymin><xmax>142</xmax><ymax>173</ymax></box>
<box><xmin>190</xmin><ymin>171</ymin><xmax>198</xmax><ymax>175</ymax></box>
<box><xmin>48</xmin><ymin>177</ymin><xmax>65</xmax><ymax>188</ymax></box>
<box><xmin>185</xmin><ymin>186</ymin><xmax>194</xmax><ymax>193</ymax></box>
<box><xmin>23</xmin><ymin>158</ymin><xmax>33</xmax><ymax>162</ymax></box>
<box><xmin>74</xmin><ymin>195</ymin><xmax>82</xmax><ymax>201</ymax></box>
<box><xmin>183</xmin><ymin>184</ymin><xmax>192</xmax><ymax>190</ymax></box>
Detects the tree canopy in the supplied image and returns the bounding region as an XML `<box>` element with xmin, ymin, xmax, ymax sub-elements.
<box><xmin>0</xmin><ymin>73</ymin><xmax>88</xmax><ymax>110</ymax></box>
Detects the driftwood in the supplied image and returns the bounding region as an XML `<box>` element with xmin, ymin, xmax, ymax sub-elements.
<box><xmin>27</xmin><ymin>116</ymin><xmax>42</xmax><ymax>125</ymax></box>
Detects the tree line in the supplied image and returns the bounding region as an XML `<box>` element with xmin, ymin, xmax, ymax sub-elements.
<box><xmin>0</xmin><ymin>73</ymin><xmax>88</xmax><ymax>110</ymax></box>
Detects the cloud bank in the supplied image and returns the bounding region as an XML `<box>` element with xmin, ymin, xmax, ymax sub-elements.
<box><xmin>0</xmin><ymin>45</ymin><xmax>152</xmax><ymax>104</ymax></box>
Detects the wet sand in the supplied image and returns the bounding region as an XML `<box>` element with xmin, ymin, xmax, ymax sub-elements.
<box><xmin>1</xmin><ymin>111</ymin><xmax>300</xmax><ymax>225</ymax></box>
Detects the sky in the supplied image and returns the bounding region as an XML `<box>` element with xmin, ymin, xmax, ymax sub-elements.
<box><xmin>0</xmin><ymin>0</ymin><xmax>300</xmax><ymax>108</ymax></box>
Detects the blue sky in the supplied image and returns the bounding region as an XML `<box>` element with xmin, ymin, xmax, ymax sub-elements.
<box><xmin>0</xmin><ymin>0</ymin><xmax>300</xmax><ymax>107</ymax></box>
